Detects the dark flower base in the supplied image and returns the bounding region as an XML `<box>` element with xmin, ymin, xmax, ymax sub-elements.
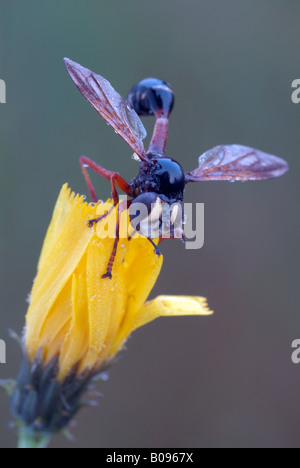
<box><xmin>10</xmin><ymin>351</ymin><xmax>100</xmax><ymax>435</ymax></box>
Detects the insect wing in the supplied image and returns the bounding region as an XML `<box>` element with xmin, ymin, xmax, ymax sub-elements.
<box><xmin>185</xmin><ymin>145</ymin><xmax>289</xmax><ymax>182</ymax></box>
<box><xmin>64</xmin><ymin>58</ymin><xmax>147</xmax><ymax>161</ymax></box>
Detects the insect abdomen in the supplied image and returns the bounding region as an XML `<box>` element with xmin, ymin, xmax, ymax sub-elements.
<box><xmin>127</xmin><ymin>78</ymin><xmax>174</xmax><ymax>118</ymax></box>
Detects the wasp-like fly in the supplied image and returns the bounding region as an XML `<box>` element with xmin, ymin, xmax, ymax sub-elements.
<box><xmin>64</xmin><ymin>58</ymin><xmax>289</xmax><ymax>278</ymax></box>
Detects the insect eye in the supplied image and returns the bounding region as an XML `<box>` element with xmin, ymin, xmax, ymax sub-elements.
<box><xmin>127</xmin><ymin>78</ymin><xmax>174</xmax><ymax>117</ymax></box>
<box><xmin>129</xmin><ymin>193</ymin><xmax>160</xmax><ymax>221</ymax></box>
<box><xmin>129</xmin><ymin>193</ymin><xmax>163</xmax><ymax>238</ymax></box>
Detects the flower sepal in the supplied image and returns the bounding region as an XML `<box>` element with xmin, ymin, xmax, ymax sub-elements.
<box><xmin>9</xmin><ymin>349</ymin><xmax>104</xmax><ymax>442</ymax></box>
<box><xmin>0</xmin><ymin>379</ymin><xmax>16</xmax><ymax>397</ymax></box>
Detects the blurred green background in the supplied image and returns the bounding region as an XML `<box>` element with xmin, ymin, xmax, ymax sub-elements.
<box><xmin>0</xmin><ymin>0</ymin><xmax>299</xmax><ymax>448</ymax></box>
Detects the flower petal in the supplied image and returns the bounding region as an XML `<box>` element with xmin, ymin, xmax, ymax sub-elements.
<box><xmin>131</xmin><ymin>295</ymin><xmax>213</xmax><ymax>331</ymax></box>
<box><xmin>78</xmin><ymin>238</ymin><xmax>115</xmax><ymax>372</ymax></box>
<box><xmin>25</xmin><ymin>185</ymin><xmax>97</xmax><ymax>358</ymax></box>
<box><xmin>107</xmin><ymin>239</ymin><xmax>163</xmax><ymax>359</ymax></box>
<box><xmin>58</xmin><ymin>273</ymin><xmax>89</xmax><ymax>379</ymax></box>
<box><xmin>24</xmin><ymin>184</ymin><xmax>212</xmax><ymax>381</ymax></box>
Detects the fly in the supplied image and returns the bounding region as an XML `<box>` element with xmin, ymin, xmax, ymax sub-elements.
<box><xmin>64</xmin><ymin>58</ymin><xmax>289</xmax><ymax>279</ymax></box>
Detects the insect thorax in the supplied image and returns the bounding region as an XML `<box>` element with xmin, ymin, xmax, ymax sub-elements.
<box><xmin>130</xmin><ymin>156</ymin><xmax>185</xmax><ymax>202</ymax></box>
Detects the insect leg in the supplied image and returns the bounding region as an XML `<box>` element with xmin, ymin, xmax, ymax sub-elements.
<box><xmin>88</xmin><ymin>204</ymin><xmax>115</xmax><ymax>228</ymax></box>
<box><xmin>80</xmin><ymin>156</ymin><xmax>99</xmax><ymax>203</ymax></box>
<box><xmin>80</xmin><ymin>156</ymin><xmax>131</xmax><ymax>203</ymax></box>
<box><xmin>147</xmin><ymin>237</ymin><xmax>161</xmax><ymax>256</ymax></box>
<box><xmin>128</xmin><ymin>231</ymin><xmax>160</xmax><ymax>255</ymax></box>
<box><xmin>128</xmin><ymin>229</ymin><xmax>137</xmax><ymax>242</ymax></box>
<box><xmin>102</xmin><ymin>199</ymin><xmax>130</xmax><ymax>279</ymax></box>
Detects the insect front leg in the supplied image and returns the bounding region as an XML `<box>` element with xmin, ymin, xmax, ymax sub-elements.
<box><xmin>80</xmin><ymin>156</ymin><xmax>99</xmax><ymax>203</ymax></box>
<box><xmin>80</xmin><ymin>156</ymin><xmax>132</xmax><ymax>227</ymax></box>
<box><xmin>80</xmin><ymin>156</ymin><xmax>131</xmax><ymax>203</ymax></box>
<box><xmin>87</xmin><ymin>205</ymin><xmax>115</xmax><ymax>229</ymax></box>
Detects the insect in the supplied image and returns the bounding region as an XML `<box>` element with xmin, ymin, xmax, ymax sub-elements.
<box><xmin>64</xmin><ymin>58</ymin><xmax>289</xmax><ymax>279</ymax></box>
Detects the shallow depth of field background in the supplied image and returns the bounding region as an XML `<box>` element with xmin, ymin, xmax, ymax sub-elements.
<box><xmin>0</xmin><ymin>0</ymin><xmax>299</xmax><ymax>448</ymax></box>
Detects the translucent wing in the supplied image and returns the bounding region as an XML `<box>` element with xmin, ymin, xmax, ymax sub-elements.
<box><xmin>64</xmin><ymin>58</ymin><xmax>147</xmax><ymax>161</ymax></box>
<box><xmin>185</xmin><ymin>144</ymin><xmax>289</xmax><ymax>182</ymax></box>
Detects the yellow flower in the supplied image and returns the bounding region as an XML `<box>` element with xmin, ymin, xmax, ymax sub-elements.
<box><xmin>25</xmin><ymin>184</ymin><xmax>212</xmax><ymax>381</ymax></box>
<box><xmin>6</xmin><ymin>183</ymin><xmax>213</xmax><ymax>443</ymax></box>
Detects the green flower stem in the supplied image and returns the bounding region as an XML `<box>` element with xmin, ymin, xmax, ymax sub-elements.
<box><xmin>17</xmin><ymin>426</ymin><xmax>51</xmax><ymax>449</ymax></box>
